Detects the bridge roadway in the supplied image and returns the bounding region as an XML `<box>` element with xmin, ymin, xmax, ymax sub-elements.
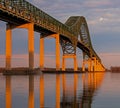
<box><xmin>0</xmin><ymin>0</ymin><xmax>105</xmax><ymax>71</ymax></box>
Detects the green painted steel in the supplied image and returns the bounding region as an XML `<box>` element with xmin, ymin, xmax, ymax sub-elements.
<box><xmin>65</xmin><ymin>16</ymin><xmax>100</xmax><ymax>61</ymax></box>
<box><xmin>0</xmin><ymin>0</ymin><xmax>101</xmax><ymax>62</ymax></box>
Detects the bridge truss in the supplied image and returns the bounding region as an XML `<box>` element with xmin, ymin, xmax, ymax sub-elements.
<box><xmin>0</xmin><ymin>0</ymin><xmax>105</xmax><ymax>71</ymax></box>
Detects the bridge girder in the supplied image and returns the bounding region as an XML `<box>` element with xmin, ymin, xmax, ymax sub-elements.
<box><xmin>0</xmin><ymin>0</ymin><xmax>104</xmax><ymax>70</ymax></box>
<box><xmin>65</xmin><ymin>16</ymin><xmax>101</xmax><ymax>62</ymax></box>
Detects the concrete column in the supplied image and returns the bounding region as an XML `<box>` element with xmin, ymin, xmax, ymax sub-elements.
<box><xmin>90</xmin><ymin>60</ymin><xmax>92</xmax><ymax>71</ymax></box>
<box><xmin>29</xmin><ymin>75</ymin><xmax>34</xmax><ymax>108</ymax></box>
<box><xmin>96</xmin><ymin>60</ymin><xmax>98</xmax><ymax>71</ymax></box>
<box><xmin>40</xmin><ymin>37</ymin><xmax>44</xmax><ymax>69</ymax></box>
<box><xmin>62</xmin><ymin>56</ymin><xmax>65</xmax><ymax>71</ymax></box>
<box><xmin>40</xmin><ymin>75</ymin><xmax>44</xmax><ymax>107</ymax></box>
<box><xmin>93</xmin><ymin>58</ymin><xmax>96</xmax><ymax>71</ymax></box>
<box><xmin>88</xmin><ymin>59</ymin><xmax>91</xmax><ymax>72</ymax></box>
<box><xmin>82</xmin><ymin>60</ymin><xmax>85</xmax><ymax>71</ymax></box>
<box><xmin>6</xmin><ymin>76</ymin><xmax>11</xmax><ymax>108</ymax></box>
<box><xmin>74</xmin><ymin>56</ymin><xmax>78</xmax><ymax>71</ymax></box>
<box><xmin>28</xmin><ymin>23</ymin><xmax>34</xmax><ymax>70</ymax></box>
<box><xmin>55</xmin><ymin>34</ymin><xmax>60</xmax><ymax>70</ymax></box>
<box><xmin>89</xmin><ymin>59</ymin><xmax>93</xmax><ymax>72</ymax></box>
<box><xmin>62</xmin><ymin>54</ymin><xmax>78</xmax><ymax>71</ymax></box>
<box><xmin>6</xmin><ymin>24</ymin><xmax>12</xmax><ymax>70</ymax></box>
<box><xmin>46</xmin><ymin>33</ymin><xmax>60</xmax><ymax>70</ymax></box>
<box><xmin>98</xmin><ymin>62</ymin><xmax>100</xmax><ymax>71</ymax></box>
<box><xmin>91</xmin><ymin>60</ymin><xmax>93</xmax><ymax>71</ymax></box>
<box><xmin>98</xmin><ymin>61</ymin><xmax>100</xmax><ymax>71</ymax></box>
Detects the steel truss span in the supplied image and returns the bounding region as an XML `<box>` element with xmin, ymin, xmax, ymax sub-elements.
<box><xmin>0</xmin><ymin>0</ymin><xmax>105</xmax><ymax>71</ymax></box>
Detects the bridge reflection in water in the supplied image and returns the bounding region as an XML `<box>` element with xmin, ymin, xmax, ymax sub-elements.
<box><xmin>5</xmin><ymin>72</ymin><xmax>104</xmax><ymax>108</ymax></box>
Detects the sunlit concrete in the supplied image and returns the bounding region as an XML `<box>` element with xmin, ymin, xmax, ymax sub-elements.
<box><xmin>62</xmin><ymin>54</ymin><xmax>78</xmax><ymax>71</ymax></box>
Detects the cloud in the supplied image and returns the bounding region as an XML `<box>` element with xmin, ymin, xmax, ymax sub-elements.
<box><xmin>83</xmin><ymin>0</ymin><xmax>112</xmax><ymax>8</ymax></box>
<box><xmin>30</xmin><ymin>0</ymin><xmax>120</xmax><ymax>34</ymax></box>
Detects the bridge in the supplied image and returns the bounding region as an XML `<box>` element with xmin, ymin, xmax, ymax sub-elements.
<box><xmin>0</xmin><ymin>0</ymin><xmax>105</xmax><ymax>71</ymax></box>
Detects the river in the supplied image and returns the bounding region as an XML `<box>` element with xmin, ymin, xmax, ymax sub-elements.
<box><xmin>0</xmin><ymin>71</ymin><xmax>120</xmax><ymax>108</ymax></box>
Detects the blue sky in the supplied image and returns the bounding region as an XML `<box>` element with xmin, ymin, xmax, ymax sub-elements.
<box><xmin>0</xmin><ymin>0</ymin><xmax>120</xmax><ymax>68</ymax></box>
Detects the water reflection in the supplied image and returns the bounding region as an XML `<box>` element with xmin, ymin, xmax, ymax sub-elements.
<box><xmin>40</xmin><ymin>74</ymin><xmax>44</xmax><ymax>108</ymax></box>
<box><xmin>6</xmin><ymin>76</ymin><xmax>11</xmax><ymax>108</ymax></box>
<box><xmin>61</xmin><ymin>74</ymin><xmax>79</xmax><ymax>108</ymax></box>
<box><xmin>5</xmin><ymin>75</ymin><xmax>35</xmax><ymax>108</ymax></box>
<box><xmin>5</xmin><ymin>72</ymin><xmax>104</xmax><ymax>108</ymax></box>
<box><xmin>81</xmin><ymin>72</ymin><xmax>104</xmax><ymax>108</ymax></box>
<box><xmin>61</xmin><ymin>72</ymin><xmax>104</xmax><ymax>108</ymax></box>
<box><xmin>56</xmin><ymin>75</ymin><xmax>60</xmax><ymax>108</ymax></box>
<box><xmin>29</xmin><ymin>75</ymin><xmax>34</xmax><ymax>108</ymax></box>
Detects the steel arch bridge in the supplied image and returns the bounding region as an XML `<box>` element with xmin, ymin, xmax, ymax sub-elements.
<box><xmin>0</xmin><ymin>0</ymin><xmax>105</xmax><ymax>71</ymax></box>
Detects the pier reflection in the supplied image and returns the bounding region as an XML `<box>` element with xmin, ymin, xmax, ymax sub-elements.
<box><xmin>5</xmin><ymin>72</ymin><xmax>104</xmax><ymax>108</ymax></box>
<box><xmin>80</xmin><ymin>72</ymin><xmax>104</xmax><ymax>108</ymax></box>
<box><xmin>5</xmin><ymin>75</ymin><xmax>35</xmax><ymax>108</ymax></box>
<box><xmin>56</xmin><ymin>74</ymin><xmax>60</xmax><ymax>108</ymax></box>
<box><xmin>6</xmin><ymin>76</ymin><xmax>11</xmax><ymax>108</ymax></box>
<box><xmin>40</xmin><ymin>74</ymin><xmax>44</xmax><ymax>108</ymax></box>
<box><xmin>61</xmin><ymin>74</ymin><xmax>79</xmax><ymax>108</ymax></box>
<box><xmin>61</xmin><ymin>72</ymin><xmax>104</xmax><ymax>108</ymax></box>
<box><xmin>29</xmin><ymin>75</ymin><xmax>34</xmax><ymax>108</ymax></box>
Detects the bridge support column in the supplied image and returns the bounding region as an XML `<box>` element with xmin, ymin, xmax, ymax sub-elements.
<box><xmin>62</xmin><ymin>57</ymin><xmax>65</xmax><ymax>71</ymax></box>
<box><xmin>74</xmin><ymin>56</ymin><xmax>78</xmax><ymax>71</ymax></box>
<box><xmin>97</xmin><ymin>62</ymin><xmax>100</xmax><ymax>71</ymax></box>
<box><xmin>62</xmin><ymin>54</ymin><xmax>78</xmax><ymax>71</ymax></box>
<box><xmin>82</xmin><ymin>58</ymin><xmax>93</xmax><ymax>72</ymax></box>
<box><xmin>28</xmin><ymin>23</ymin><xmax>34</xmax><ymax>70</ymax></box>
<box><xmin>82</xmin><ymin>60</ymin><xmax>85</xmax><ymax>71</ymax></box>
<box><xmin>17</xmin><ymin>23</ymin><xmax>34</xmax><ymax>69</ymax></box>
<box><xmin>88</xmin><ymin>59</ymin><xmax>92</xmax><ymax>72</ymax></box>
<box><xmin>40</xmin><ymin>37</ymin><xmax>44</xmax><ymax>70</ymax></box>
<box><xmin>96</xmin><ymin>60</ymin><xmax>99</xmax><ymax>71</ymax></box>
<box><xmin>6</xmin><ymin>23</ymin><xmax>34</xmax><ymax>70</ymax></box>
<box><xmin>93</xmin><ymin>57</ymin><xmax>97</xmax><ymax>71</ymax></box>
<box><xmin>90</xmin><ymin>59</ymin><xmax>94</xmax><ymax>71</ymax></box>
<box><xmin>55</xmin><ymin>34</ymin><xmax>60</xmax><ymax>70</ymax></box>
<box><xmin>6</xmin><ymin>24</ymin><xmax>12</xmax><ymax>70</ymax></box>
<box><xmin>48</xmin><ymin>34</ymin><xmax>60</xmax><ymax>70</ymax></box>
<box><xmin>95</xmin><ymin>60</ymin><xmax>105</xmax><ymax>72</ymax></box>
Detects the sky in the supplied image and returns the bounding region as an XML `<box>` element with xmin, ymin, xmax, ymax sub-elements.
<box><xmin>0</xmin><ymin>0</ymin><xmax>120</xmax><ymax>69</ymax></box>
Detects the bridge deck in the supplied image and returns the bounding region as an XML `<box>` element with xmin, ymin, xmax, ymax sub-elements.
<box><xmin>0</xmin><ymin>0</ymin><xmax>102</xmax><ymax>64</ymax></box>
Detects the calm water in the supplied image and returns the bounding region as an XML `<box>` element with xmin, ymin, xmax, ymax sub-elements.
<box><xmin>0</xmin><ymin>72</ymin><xmax>120</xmax><ymax>108</ymax></box>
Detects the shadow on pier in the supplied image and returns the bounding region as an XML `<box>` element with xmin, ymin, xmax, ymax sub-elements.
<box><xmin>0</xmin><ymin>67</ymin><xmax>41</xmax><ymax>75</ymax></box>
<box><xmin>0</xmin><ymin>67</ymin><xmax>86</xmax><ymax>75</ymax></box>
